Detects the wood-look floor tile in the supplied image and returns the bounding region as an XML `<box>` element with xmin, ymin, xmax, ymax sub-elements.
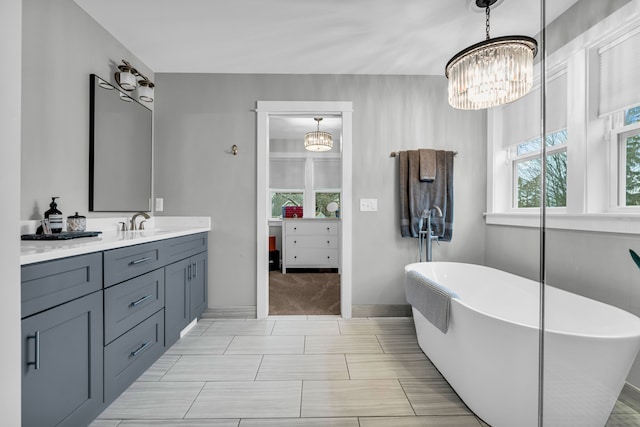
<box><xmin>338</xmin><ymin>318</ymin><xmax>415</xmax><ymax>335</ymax></box>
<box><xmin>606</xmin><ymin>413</ymin><xmax>640</xmax><ymax>426</ymax></box>
<box><xmin>268</xmin><ymin>315</ymin><xmax>308</xmax><ymax>320</ymax></box>
<box><xmin>301</xmin><ymin>380</ymin><xmax>414</xmax><ymax>417</ymax></box>
<box><xmin>186</xmin><ymin>381</ymin><xmax>302</xmax><ymax>418</ymax></box>
<box><xmin>272</xmin><ymin>320</ymin><xmax>340</xmax><ymax>336</ymax></box>
<box><xmin>346</xmin><ymin>353</ymin><xmax>440</xmax><ymax>379</ymax></box>
<box><xmin>161</xmin><ymin>355</ymin><xmax>262</xmax><ymax>381</ymax></box>
<box><xmin>117</xmin><ymin>420</ymin><xmax>239</xmax><ymax>427</ymax></box>
<box><xmin>182</xmin><ymin>319</ymin><xmax>214</xmax><ymax>336</ymax></box>
<box><xmin>400</xmin><ymin>379</ymin><xmax>473</xmax><ymax>416</ymax></box>
<box><xmin>225</xmin><ymin>335</ymin><xmax>304</xmax><ymax>354</ymax></box>
<box><xmin>256</xmin><ymin>354</ymin><xmax>349</xmax><ymax>380</ymax></box>
<box><xmin>359</xmin><ymin>415</ymin><xmax>482</xmax><ymax>426</ymax></box>
<box><xmin>165</xmin><ymin>335</ymin><xmax>233</xmax><ymax>355</ymax></box>
<box><xmin>89</xmin><ymin>420</ymin><xmax>121</xmax><ymax>427</ymax></box>
<box><xmin>376</xmin><ymin>334</ymin><xmax>423</xmax><ymax>354</ymax></box>
<box><xmin>97</xmin><ymin>382</ymin><xmax>204</xmax><ymax>419</ymax></box>
<box><xmin>137</xmin><ymin>354</ymin><xmax>180</xmax><ymax>381</ymax></box>
<box><xmin>304</xmin><ymin>335</ymin><xmax>383</xmax><ymax>354</ymax></box>
<box><xmin>202</xmin><ymin>320</ymin><xmax>275</xmax><ymax>336</ymax></box>
<box><xmin>239</xmin><ymin>418</ymin><xmax>359</xmax><ymax>426</ymax></box>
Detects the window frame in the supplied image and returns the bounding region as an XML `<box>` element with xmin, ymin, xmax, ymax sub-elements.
<box><xmin>486</xmin><ymin>5</ymin><xmax>640</xmax><ymax>234</ymax></box>
<box><xmin>313</xmin><ymin>189</ymin><xmax>341</xmax><ymax>218</ymax></box>
<box><xmin>609</xmin><ymin>115</ymin><xmax>640</xmax><ymax>210</ymax></box>
<box><xmin>510</xmin><ymin>130</ymin><xmax>568</xmax><ymax>210</ymax></box>
<box><xmin>270</xmin><ymin>189</ymin><xmax>305</xmax><ymax>219</ymax></box>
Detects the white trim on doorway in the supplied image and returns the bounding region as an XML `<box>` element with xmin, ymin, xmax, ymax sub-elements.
<box><xmin>256</xmin><ymin>101</ymin><xmax>353</xmax><ymax>319</ymax></box>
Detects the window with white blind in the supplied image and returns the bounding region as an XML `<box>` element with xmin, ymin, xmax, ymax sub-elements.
<box><xmin>486</xmin><ymin>5</ymin><xmax>640</xmax><ymax>233</ymax></box>
<box><xmin>269</xmin><ymin>157</ymin><xmax>341</xmax><ymax>218</ymax></box>
<box><xmin>501</xmin><ymin>72</ymin><xmax>568</xmax><ymax>209</ymax></box>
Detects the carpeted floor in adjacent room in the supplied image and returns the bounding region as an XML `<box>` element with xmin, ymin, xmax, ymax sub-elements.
<box><xmin>269</xmin><ymin>270</ymin><xmax>340</xmax><ymax>315</ymax></box>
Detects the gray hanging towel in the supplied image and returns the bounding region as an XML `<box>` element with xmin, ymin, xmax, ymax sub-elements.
<box><xmin>419</xmin><ymin>149</ymin><xmax>436</xmax><ymax>181</ymax></box>
<box><xmin>398</xmin><ymin>149</ymin><xmax>454</xmax><ymax>241</ymax></box>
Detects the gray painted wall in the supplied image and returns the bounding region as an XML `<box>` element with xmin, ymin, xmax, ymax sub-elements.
<box><xmin>153</xmin><ymin>73</ymin><xmax>487</xmax><ymax>308</ymax></box>
<box><xmin>485</xmin><ymin>225</ymin><xmax>640</xmax><ymax>386</ymax></box>
<box><xmin>2</xmin><ymin>0</ymin><xmax>22</xmax><ymax>423</ymax></box>
<box><xmin>21</xmin><ymin>0</ymin><xmax>153</xmax><ymax>219</ymax></box>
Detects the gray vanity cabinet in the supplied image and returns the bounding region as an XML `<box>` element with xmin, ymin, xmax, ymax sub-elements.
<box><xmin>164</xmin><ymin>233</ymin><xmax>208</xmax><ymax>347</ymax></box>
<box><xmin>21</xmin><ymin>289</ymin><xmax>103</xmax><ymax>427</ymax></box>
<box><xmin>165</xmin><ymin>257</ymin><xmax>191</xmax><ymax>347</ymax></box>
<box><xmin>21</xmin><ymin>231</ymin><xmax>208</xmax><ymax>426</ymax></box>
<box><xmin>190</xmin><ymin>251</ymin><xmax>208</xmax><ymax>319</ymax></box>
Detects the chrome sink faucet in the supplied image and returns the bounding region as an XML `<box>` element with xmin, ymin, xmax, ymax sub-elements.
<box><xmin>130</xmin><ymin>212</ymin><xmax>150</xmax><ymax>230</ymax></box>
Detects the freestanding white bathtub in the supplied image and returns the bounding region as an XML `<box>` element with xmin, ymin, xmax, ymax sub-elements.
<box><xmin>405</xmin><ymin>262</ymin><xmax>640</xmax><ymax>427</ymax></box>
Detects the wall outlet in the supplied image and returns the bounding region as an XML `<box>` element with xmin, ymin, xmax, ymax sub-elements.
<box><xmin>360</xmin><ymin>198</ymin><xmax>378</xmax><ymax>211</ymax></box>
<box><xmin>155</xmin><ymin>198</ymin><xmax>164</xmax><ymax>212</ymax></box>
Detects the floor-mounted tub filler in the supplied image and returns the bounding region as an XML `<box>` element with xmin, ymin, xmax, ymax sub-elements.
<box><xmin>405</xmin><ymin>262</ymin><xmax>640</xmax><ymax>427</ymax></box>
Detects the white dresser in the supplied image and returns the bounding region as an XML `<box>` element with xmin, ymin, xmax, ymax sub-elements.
<box><xmin>282</xmin><ymin>218</ymin><xmax>340</xmax><ymax>273</ymax></box>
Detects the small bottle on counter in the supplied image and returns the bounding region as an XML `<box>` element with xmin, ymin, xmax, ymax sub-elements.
<box><xmin>44</xmin><ymin>197</ymin><xmax>63</xmax><ymax>234</ymax></box>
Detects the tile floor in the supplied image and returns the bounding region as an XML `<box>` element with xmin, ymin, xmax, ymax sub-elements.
<box><xmin>92</xmin><ymin>317</ymin><xmax>640</xmax><ymax>427</ymax></box>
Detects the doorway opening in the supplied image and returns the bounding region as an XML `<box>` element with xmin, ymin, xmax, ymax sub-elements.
<box><xmin>256</xmin><ymin>101</ymin><xmax>353</xmax><ymax>319</ymax></box>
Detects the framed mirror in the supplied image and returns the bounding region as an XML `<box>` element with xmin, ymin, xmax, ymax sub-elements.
<box><xmin>89</xmin><ymin>74</ymin><xmax>152</xmax><ymax>212</ymax></box>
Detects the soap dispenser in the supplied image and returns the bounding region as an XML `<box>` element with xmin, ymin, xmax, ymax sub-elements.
<box><xmin>45</xmin><ymin>197</ymin><xmax>63</xmax><ymax>234</ymax></box>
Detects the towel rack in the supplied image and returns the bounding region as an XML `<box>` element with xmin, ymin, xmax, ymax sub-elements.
<box><xmin>390</xmin><ymin>150</ymin><xmax>458</xmax><ymax>158</ymax></box>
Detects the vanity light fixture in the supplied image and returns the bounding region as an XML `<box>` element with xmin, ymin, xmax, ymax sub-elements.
<box><xmin>114</xmin><ymin>59</ymin><xmax>155</xmax><ymax>103</ymax></box>
<box><xmin>445</xmin><ymin>0</ymin><xmax>538</xmax><ymax>110</ymax></box>
<box><xmin>137</xmin><ymin>78</ymin><xmax>155</xmax><ymax>102</ymax></box>
<box><xmin>304</xmin><ymin>117</ymin><xmax>333</xmax><ymax>152</ymax></box>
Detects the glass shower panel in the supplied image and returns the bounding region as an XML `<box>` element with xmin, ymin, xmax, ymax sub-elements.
<box><xmin>542</xmin><ymin>1</ymin><xmax>640</xmax><ymax>426</ymax></box>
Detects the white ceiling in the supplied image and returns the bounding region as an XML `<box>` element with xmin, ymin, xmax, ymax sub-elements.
<box><xmin>73</xmin><ymin>0</ymin><xmax>579</xmax><ymax>76</ymax></box>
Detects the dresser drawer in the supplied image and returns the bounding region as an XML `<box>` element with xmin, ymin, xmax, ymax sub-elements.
<box><xmin>104</xmin><ymin>241</ymin><xmax>165</xmax><ymax>287</ymax></box>
<box><xmin>165</xmin><ymin>232</ymin><xmax>208</xmax><ymax>264</ymax></box>
<box><xmin>104</xmin><ymin>269</ymin><xmax>165</xmax><ymax>345</ymax></box>
<box><xmin>285</xmin><ymin>248</ymin><xmax>339</xmax><ymax>267</ymax></box>
<box><xmin>286</xmin><ymin>235</ymin><xmax>338</xmax><ymax>249</ymax></box>
<box><xmin>104</xmin><ymin>309</ymin><xmax>164</xmax><ymax>403</ymax></box>
<box><xmin>284</xmin><ymin>221</ymin><xmax>338</xmax><ymax>236</ymax></box>
<box><xmin>21</xmin><ymin>253</ymin><xmax>102</xmax><ymax>318</ymax></box>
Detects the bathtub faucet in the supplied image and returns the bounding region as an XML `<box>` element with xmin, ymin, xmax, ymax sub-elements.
<box><xmin>419</xmin><ymin>206</ymin><xmax>443</xmax><ymax>262</ymax></box>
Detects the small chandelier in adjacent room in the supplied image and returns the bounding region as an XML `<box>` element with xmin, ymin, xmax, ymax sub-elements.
<box><xmin>304</xmin><ymin>117</ymin><xmax>333</xmax><ymax>152</ymax></box>
<box><xmin>445</xmin><ymin>0</ymin><xmax>538</xmax><ymax>110</ymax></box>
<box><xmin>114</xmin><ymin>59</ymin><xmax>155</xmax><ymax>103</ymax></box>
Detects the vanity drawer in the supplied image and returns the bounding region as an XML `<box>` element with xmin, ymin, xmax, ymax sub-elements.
<box><xmin>104</xmin><ymin>241</ymin><xmax>165</xmax><ymax>287</ymax></box>
<box><xmin>104</xmin><ymin>269</ymin><xmax>165</xmax><ymax>345</ymax></box>
<box><xmin>21</xmin><ymin>253</ymin><xmax>102</xmax><ymax>318</ymax></box>
<box><xmin>285</xmin><ymin>221</ymin><xmax>338</xmax><ymax>236</ymax></box>
<box><xmin>165</xmin><ymin>232</ymin><xmax>208</xmax><ymax>264</ymax></box>
<box><xmin>104</xmin><ymin>309</ymin><xmax>165</xmax><ymax>403</ymax></box>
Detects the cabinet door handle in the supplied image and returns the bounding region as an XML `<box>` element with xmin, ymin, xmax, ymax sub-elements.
<box><xmin>130</xmin><ymin>294</ymin><xmax>152</xmax><ymax>307</ymax></box>
<box><xmin>187</xmin><ymin>264</ymin><xmax>192</xmax><ymax>280</ymax></box>
<box><xmin>193</xmin><ymin>263</ymin><xmax>197</xmax><ymax>279</ymax></box>
<box><xmin>131</xmin><ymin>341</ymin><xmax>152</xmax><ymax>357</ymax></box>
<box><xmin>327</xmin><ymin>240</ymin><xmax>330</xmax><ymax>245</ymax></box>
<box><xmin>130</xmin><ymin>256</ymin><xmax>153</xmax><ymax>265</ymax></box>
<box><xmin>27</xmin><ymin>331</ymin><xmax>40</xmax><ymax>370</ymax></box>
<box><xmin>293</xmin><ymin>240</ymin><xmax>297</xmax><ymax>244</ymax></box>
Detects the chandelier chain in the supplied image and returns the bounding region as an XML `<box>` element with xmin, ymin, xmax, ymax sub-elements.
<box><xmin>485</xmin><ymin>5</ymin><xmax>491</xmax><ymax>40</ymax></box>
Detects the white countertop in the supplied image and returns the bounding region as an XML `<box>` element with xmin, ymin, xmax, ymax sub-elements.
<box><xmin>21</xmin><ymin>216</ymin><xmax>211</xmax><ymax>265</ymax></box>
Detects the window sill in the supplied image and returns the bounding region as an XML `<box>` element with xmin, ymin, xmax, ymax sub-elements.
<box><xmin>485</xmin><ymin>212</ymin><xmax>640</xmax><ymax>235</ymax></box>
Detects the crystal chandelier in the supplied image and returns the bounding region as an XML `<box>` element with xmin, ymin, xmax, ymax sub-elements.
<box><xmin>304</xmin><ymin>117</ymin><xmax>333</xmax><ymax>152</ymax></box>
<box><xmin>445</xmin><ymin>0</ymin><xmax>538</xmax><ymax>110</ymax></box>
